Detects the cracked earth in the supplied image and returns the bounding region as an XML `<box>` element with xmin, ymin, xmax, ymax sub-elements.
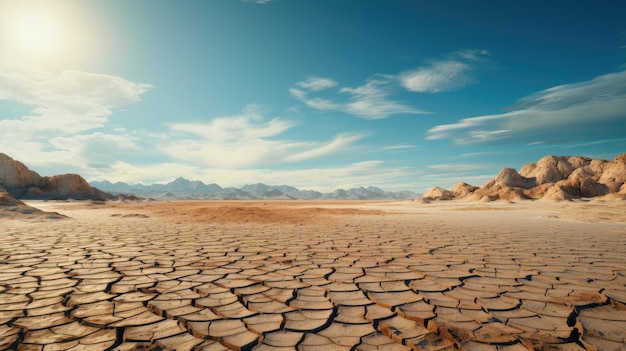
<box><xmin>1</xmin><ymin>200</ymin><xmax>625</xmax><ymax>351</ymax></box>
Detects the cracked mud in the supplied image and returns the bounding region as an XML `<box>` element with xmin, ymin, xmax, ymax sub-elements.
<box><xmin>1</xmin><ymin>201</ymin><xmax>625</xmax><ymax>350</ymax></box>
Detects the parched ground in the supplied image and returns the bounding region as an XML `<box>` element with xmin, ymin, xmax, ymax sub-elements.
<box><xmin>1</xmin><ymin>200</ymin><xmax>625</xmax><ymax>351</ymax></box>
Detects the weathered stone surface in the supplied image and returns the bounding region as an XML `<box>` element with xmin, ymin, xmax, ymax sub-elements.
<box><xmin>423</xmin><ymin>187</ymin><xmax>454</xmax><ymax>200</ymax></box>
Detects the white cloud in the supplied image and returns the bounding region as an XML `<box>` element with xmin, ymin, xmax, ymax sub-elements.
<box><xmin>286</xmin><ymin>133</ymin><xmax>366</xmax><ymax>162</ymax></box>
<box><xmin>455</xmin><ymin>49</ymin><xmax>490</xmax><ymax>61</ymax></box>
<box><xmin>49</xmin><ymin>132</ymin><xmax>143</xmax><ymax>164</ymax></box>
<box><xmin>289</xmin><ymin>87</ymin><xmax>341</xmax><ymax>110</ymax></box>
<box><xmin>383</xmin><ymin>144</ymin><xmax>419</xmax><ymax>152</ymax></box>
<box><xmin>339</xmin><ymin>76</ymin><xmax>428</xmax><ymax>119</ymax></box>
<box><xmin>0</xmin><ymin>60</ymin><xmax>151</xmax><ymax>167</ymax></box>
<box><xmin>297</xmin><ymin>76</ymin><xmax>338</xmax><ymax>91</ymax></box>
<box><xmin>288</xmin><ymin>88</ymin><xmax>306</xmax><ymax>100</ymax></box>
<box><xmin>400</xmin><ymin>61</ymin><xmax>472</xmax><ymax>93</ymax></box>
<box><xmin>170</xmin><ymin>115</ymin><xmax>293</xmax><ymax>142</ymax></box>
<box><xmin>164</xmin><ymin>105</ymin><xmax>364</xmax><ymax>168</ymax></box>
<box><xmin>290</xmin><ymin>50</ymin><xmax>487</xmax><ymax>118</ymax></box>
<box><xmin>291</xmin><ymin>75</ymin><xmax>427</xmax><ymax>119</ymax></box>
<box><xmin>399</xmin><ymin>50</ymin><xmax>489</xmax><ymax>93</ymax></box>
<box><xmin>427</xmin><ymin>164</ymin><xmax>488</xmax><ymax>172</ymax></box>
<box><xmin>427</xmin><ymin>70</ymin><xmax>626</xmax><ymax>144</ymax></box>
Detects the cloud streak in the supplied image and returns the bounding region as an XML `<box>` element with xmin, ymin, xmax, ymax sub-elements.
<box><xmin>290</xmin><ymin>50</ymin><xmax>487</xmax><ymax>119</ymax></box>
<box><xmin>296</xmin><ymin>76</ymin><xmax>338</xmax><ymax>91</ymax></box>
<box><xmin>427</xmin><ymin>70</ymin><xmax>626</xmax><ymax>144</ymax></box>
<box><xmin>400</xmin><ymin>49</ymin><xmax>489</xmax><ymax>93</ymax></box>
<box><xmin>164</xmin><ymin>105</ymin><xmax>365</xmax><ymax>168</ymax></box>
<box><xmin>339</xmin><ymin>76</ymin><xmax>429</xmax><ymax>119</ymax></box>
<box><xmin>291</xmin><ymin>75</ymin><xmax>428</xmax><ymax>119</ymax></box>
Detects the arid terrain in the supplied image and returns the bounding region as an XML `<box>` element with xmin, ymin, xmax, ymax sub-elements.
<box><xmin>1</xmin><ymin>200</ymin><xmax>625</xmax><ymax>351</ymax></box>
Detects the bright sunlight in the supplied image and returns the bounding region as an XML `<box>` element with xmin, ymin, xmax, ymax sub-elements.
<box><xmin>2</xmin><ymin>0</ymin><xmax>79</xmax><ymax>63</ymax></box>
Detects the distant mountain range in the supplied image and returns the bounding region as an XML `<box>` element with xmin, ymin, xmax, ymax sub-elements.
<box><xmin>90</xmin><ymin>178</ymin><xmax>420</xmax><ymax>200</ymax></box>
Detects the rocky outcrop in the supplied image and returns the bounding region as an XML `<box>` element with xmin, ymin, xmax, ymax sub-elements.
<box><xmin>423</xmin><ymin>187</ymin><xmax>454</xmax><ymax>200</ymax></box>
<box><xmin>425</xmin><ymin>153</ymin><xmax>626</xmax><ymax>201</ymax></box>
<box><xmin>493</xmin><ymin>168</ymin><xmax>536</xmax><ymax>189</ymax></box>
<box><xmin>0</xmin><ymin>154</ymin><xmax>43</xmax><ymax>189</ymax></box>
<box><xmin>0</xmin><ymin>190</ymin><xmax>67</xmax><ymax>219</ymax></box>
<box><xmin>598</xmin><ymin>153</ymin><xmax>626</xmax><ymax>192</ymax></box>
<box><xmin>0</xmin><ymin>153</ymin><xmax>112</xmax><ymax>200</ymax></box>
<box><xmin>450</xmin><ymin>182</ymin><xmax>479</xmax><ymax>198</ymax></box>
<box><xmin>0</xmin><ymin>191</ymin><xmax>25</xmax><ymax>206</ymax></box>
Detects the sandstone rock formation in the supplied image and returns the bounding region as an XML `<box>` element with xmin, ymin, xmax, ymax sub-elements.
<box><xmin>423</xmin><ymin>186</ymin><xmax>454</xmax><ymax>200</ymax></box>
<box><xmin>0</xmin><ymin>153</ymin><xmax>112</xmax><ymax>200</ymax></box>
<box><xmin>424</xmin><ymin>153</ymin><xmax>626</xmax><ymax>201</ymax></box>
<box><xmin>0</xmin><ymin>190</ymin><xmax>66</xmax><ymax>219</ymax></box>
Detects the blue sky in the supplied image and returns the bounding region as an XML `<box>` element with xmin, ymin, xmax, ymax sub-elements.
<box><xmin>1</xmin><ymin>0</ymin><xmax>625</xmax><ymax>192</ymax></box>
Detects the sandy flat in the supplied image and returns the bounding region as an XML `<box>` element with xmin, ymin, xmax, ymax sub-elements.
<box><xmin>1</xmin><ymin>200</ymin><xmax>625</xmax><ymax>351</ymax></box>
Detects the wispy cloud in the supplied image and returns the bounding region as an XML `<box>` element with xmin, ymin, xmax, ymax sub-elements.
<box><xmin>242</xmin><ymin>0</ymin><xmax>273</xmax><ymax>4</ymax></box>
<box><xmin>400</xmin><ymin>61</ymin><xmax>472</xmax><ymax>93</ymax></box>
<box><xmin>286</xmin><ymin>133</ymin><xmax>366</xmax><ymax>162</ymax></box>
<box><xmin>0</xmin><ymin>60</ymin><xmax>151</xmax><ymax>166</ymax></box>
<box><xmin>291</xmin><ymin>75</ymin><xmax>427</xmax><ymax>119</ymax></box>
<box><xmin>427</xmin><ymin>70</ymin><xmax>626</xmax><ymax>144</ymax></box>
<box><xmin>399</xmin><ymin>49</ymin><xmax>489</xmax><ymax>93</ymax></box>
<box><xmin>290</xmin><ymin>50</ymin><xmax>487</xmax><ymax>119</ymax></box>
<box><xmin>164</xmin><ymin>105</ymin><xmax>365</xmax><ymax>168</ymax></box>
<box><xmin>383</xmin><ymin>144</ymin><xmax>419</xmax><ymax>152</ymax></box>
<box><xmin>170</xmin><ymin>104</ymin><xmax>293</xmax><ymax>142</ymax></box>
<box><xmin>339</xmin><ymin>76</ymin><xmax>428</xmax><ymax>119</ymax></box>
<box><xmin>561</xmin><ymin>137</ymin><xmax>626</xmax><ymax>149</ymax></box>
<box><xmin>296</xmin><ymin>76</ymin><xmax>338</xmax><ymax>91</ymax></box>
<box><xmin>0</xmin><ymin>65</ymin><xmax>151</xmax><ymax>136</ymax></box>
<box><xmin>427</xmin><ymin>163</ymin><xmax>488</xmax><ymax>172</ymax></box>
<box><xmin>49</xmin><ymin>132</ymin><xmax>142</xmax><ymax>164</ymax></box>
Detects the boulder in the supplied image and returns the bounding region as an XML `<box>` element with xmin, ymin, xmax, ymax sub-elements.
<box><xmin>493</xmin><ymin>168</ymin><xmax>535</xmax><ymax>189</ymax></box>
<box><xmin>469</xmin><ymin>183</ymin><xmax>530</xmax><ymax>201</ymax></box>
<box><xmin>40</xmin><ymin>174</ymin><xmax>109</xmax><ymax>200</ymax></box>
<box><xmin>598</xmin><ymin>153</ymin><xmax>626</xmax><ymax>192</ymax></box>
<box><xmin>541</xmin><ymin>185</ymin><xmax>574</xmax><ymax>201</ymax></box>
<box><xmin>450</xmin><ymin>182</ymin><xmax>478</xmax><ymax>198</ymax></box>
<box><xmin>520</xmin><ymin>155</ymin><xmax>575</xmax><ymax>185</ymax></box>
<box><xmin>423</xmin><ymin>187</ymin><xmax>454</xmax><ymax>200</ymax></box>
<box><xmin>566</xmin><ymin>156</ymin><xmax>592</xmax><ymax>169</ymax></box>
<box><xmin>554</xmin><ymin>178</ymin><xmax>609</xmax><ymax>198</ymax></box>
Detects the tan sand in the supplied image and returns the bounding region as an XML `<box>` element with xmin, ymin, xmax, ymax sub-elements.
<box><xmin>1</xmin><ymin>200</ymin><xmax>625</xmax><ymax>350</ymax></box>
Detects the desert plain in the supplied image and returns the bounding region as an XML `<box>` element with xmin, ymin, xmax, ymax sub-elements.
<box><xmin>1</xmin><ymin>199</ymin><xmax>625</xmax><ymax>351</ymax></box>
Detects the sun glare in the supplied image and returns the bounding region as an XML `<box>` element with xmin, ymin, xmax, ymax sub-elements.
<box><xmin>11</xmin><ymin>9</ymin><xmax>65</xmax><ymax>55</ymax></box>
<box><xmin>1</xmin><ymin>0</ymin><xmax>84</xmax><ymax>64</ymax></box>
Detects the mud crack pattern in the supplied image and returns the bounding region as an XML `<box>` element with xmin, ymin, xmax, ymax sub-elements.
<box><xmin>1</xmin><ymin>205</ymin><xmax>625</xmax><ymax>351</ymax></box>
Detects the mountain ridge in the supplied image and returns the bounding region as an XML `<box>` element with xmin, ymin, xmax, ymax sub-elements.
<box><xmin>90</xmin><ymin>179</ymin><xmax>421</xmax><ymax>200</ymax></box>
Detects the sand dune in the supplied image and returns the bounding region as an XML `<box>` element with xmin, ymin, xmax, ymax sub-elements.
<box><xmin>1</xmin><ymin>200</ymin><xmax>625</xmax><ymax>350</ymax></box>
